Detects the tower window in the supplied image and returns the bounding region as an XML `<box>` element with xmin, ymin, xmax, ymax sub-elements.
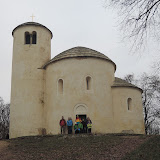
<box><xmin>86</xmin><ymin>76</ymin><xmax>91</xmax><ymax>90</ymax></box>
<box><xmin>58</xmin><ymin>79</ymin><xmax>63</xmax><ymax>94</ymax></box>
<box><xmin>32</xmin><ymin>31</ymin><xmax>37</xmax><ymax>44</ymax></box>
<box><xmin>25</xmin><ymin>32</ymin><xmax>30</xmax><ymax>44</ymax></box>
<box><xmin>127</xmin><ymin>98</ymin><xmax>132</xmax><ymax>110</ymax></box>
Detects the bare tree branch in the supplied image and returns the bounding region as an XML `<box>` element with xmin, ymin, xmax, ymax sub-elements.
<box><xmin>106</xmin><ymin>0</ymin><xmax>160</xmax><ymax>51</ymax></box>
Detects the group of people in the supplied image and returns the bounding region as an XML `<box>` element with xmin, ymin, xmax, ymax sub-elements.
<box><xmin>59</xmin><ymin>116</ymin><xmax>92</xmax><ymax>134</ymax></box>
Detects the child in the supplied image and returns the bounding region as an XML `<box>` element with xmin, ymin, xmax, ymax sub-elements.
<box><xmin>78</xmin><ymin>122</ymin><xmax>83</xmax><ymax>133</ymax></box>
<box><xmin>74</xmin><ymin>123</ymin><xmax>80</xmax><ymax>134</ymax></box>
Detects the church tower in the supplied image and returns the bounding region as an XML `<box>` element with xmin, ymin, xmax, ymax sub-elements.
<box><xmin>10</xmin><ymin>22</ymin><xmax>52</xmax><ymax>138</ymax></box>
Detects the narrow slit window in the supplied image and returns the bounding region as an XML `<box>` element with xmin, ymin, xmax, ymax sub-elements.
<box><xmin>86</xmin><ymin>76</ymin><xmax>91</xmax><ymax>90</ymax></box>
<box><xmin>58</xmin><ymin>79</ymin><xmax>63</xmax><ymax>94</ymax></box>
<box><xmin>127</xmin><ymin>98</ymin><xmax>132</xmax><ymax>110</ymax></box>
<box><xmin>32</xmin><ymin>31</ymin><xmax>37</xmax><ymax>44</ymax></box>
<box><xmin>25</xmin><ymin>32</ymin><xmax>30</xmax><ymax>44</ymax></box>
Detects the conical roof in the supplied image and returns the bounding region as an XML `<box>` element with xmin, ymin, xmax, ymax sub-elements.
<box><xmin>112</xmin><ymin>77</ymin><xmax>142</xmax><ymax>92</ymax></box>
<box><xmin>42</xmin><ymin>46</ymin><xmax>116</xmax><ymax>69</ymax></box>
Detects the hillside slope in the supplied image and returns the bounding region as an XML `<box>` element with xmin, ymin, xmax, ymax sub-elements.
<box><xmin>0</xmin><ymin>134</ymin><xmax>159</xmax><ymax>160</ymax></box>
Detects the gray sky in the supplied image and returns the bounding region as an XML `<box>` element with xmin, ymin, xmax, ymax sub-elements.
<box><xmin>0</xmin><ymin>0</ymin><xmax>157</xmax><ymax>102</ymax></box>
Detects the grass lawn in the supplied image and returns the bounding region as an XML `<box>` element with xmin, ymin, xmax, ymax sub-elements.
<box><xmin>0</xmin><ymin>134</ymin><xmax>159</xmax><ymax>160</ymax></box>
<box><xmin>123</xmin><ymin>135</ymin><xmax>160</xmax><ymax>160</ymax></box>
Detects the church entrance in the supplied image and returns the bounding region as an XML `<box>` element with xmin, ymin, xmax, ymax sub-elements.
<box><xmin>76</xmin><ymin>114</ymin><xmax>86</xmax><ymax>120</ymax></box>
<box><xmin>74</xmin><ymin>103</ymin><xmax>88</xmax><ymax>122</ymax></box>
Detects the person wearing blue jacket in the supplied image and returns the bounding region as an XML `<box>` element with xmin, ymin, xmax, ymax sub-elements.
<box><xmin>67</xmin><ymin>117</ymin><xmax>73</xmax><ymax>134</ymax></box>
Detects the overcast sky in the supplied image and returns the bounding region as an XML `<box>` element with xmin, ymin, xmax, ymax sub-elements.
<box><xmin>0</xmin><ymin>0</ymin><xmax>158</xmax><ymax>102</ymax></box>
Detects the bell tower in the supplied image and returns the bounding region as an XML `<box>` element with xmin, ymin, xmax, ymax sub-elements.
<box><xmin>10</xmin><ymin>22</ymin><xmax>52</xmax><ymax>138</ymax></box>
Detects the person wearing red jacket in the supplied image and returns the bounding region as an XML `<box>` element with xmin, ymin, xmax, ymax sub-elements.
<box><xmin>59</xmin><ymin>116</ymin><xmax>66</xmax><ymax>134</ymax></box>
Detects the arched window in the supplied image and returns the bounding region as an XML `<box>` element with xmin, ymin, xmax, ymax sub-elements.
<box><xmin>127</xmin><ymin>98</ymin><xmax>132</xmax><ymax>110</ymax></box>
<box><xmin>32</xmin><ymin>31</ymin><xmax>37</xmax><ymax>44</ymax></box>
<box><xmin>25</xmin><ymin>32</ymin><xmax>30</xmax><ymax>44</ymax></box>
<box><xmin>58</xmin><ymin>79</ymin><xmax>63</xmax><ymax>94</ymax></box>
<box><xmin>86</xmin><ymin>76</ymin><xmax>91</xmax><ymax>90</ymax></box>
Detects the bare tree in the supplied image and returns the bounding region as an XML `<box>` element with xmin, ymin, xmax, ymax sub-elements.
<box><xmin>123</xmin><ymin>73</ymin><xmax>160</xmax><ymax>134</ymax></box>
<box><xmin>139</xmin><ymin>73</ymin><xmax>160</xmax><ymax>134</ymax></box>
<box><xmin>124</xmin><ymin>74</ymin><xmax>134</xmax><ymax>83</ymax></box>
<box><xmin>152</xmin><ymin>61</ymin><xmax>160</xmax><ymax>75</ymax></box>
<box><xmin>0</xmin><ymin>97</ymin><xmax>10</xmax><ymax>139</ymax></box>
<box><xmin>106</xmin><ymin>0</ymin><xmax>160</xmax><ymax>50</ymax></box>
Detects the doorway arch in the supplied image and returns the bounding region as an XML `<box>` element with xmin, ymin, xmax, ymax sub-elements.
<box><xmin>74</xmin><ymin>103</ymin><xmax>88</xmax><ymax>117</ymax></box>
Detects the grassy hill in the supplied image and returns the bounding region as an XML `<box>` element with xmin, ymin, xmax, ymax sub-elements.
<box><xmin>0</xmin><ymin>134</ymin><xmax>159</xmax><ymax>160</ymax></box>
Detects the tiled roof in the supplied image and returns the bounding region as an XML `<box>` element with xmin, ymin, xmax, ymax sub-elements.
<box><xmin>42</xmin><ymin>46</ymin><xmax>116</xmax><ymax>69</ymax></box>
<box><xmin>12</xmin><ymin>22</ymin><xmax>53</xmax><ymax>38</ymax></box>
<box><xmin>112</xmin><ymin>77</ymin><xmax>142</xmax><ymax>92</ymax></box>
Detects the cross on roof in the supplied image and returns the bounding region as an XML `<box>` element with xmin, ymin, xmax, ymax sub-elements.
<box><xmin>30</xmin><ymin>14</ymin><xmax>35</xmax><ymax>22</ymax></box>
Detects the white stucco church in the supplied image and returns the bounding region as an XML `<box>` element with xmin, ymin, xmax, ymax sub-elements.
<box><xmin>10</xmin><ymin>22</ymin><xmax>145</xmax><ymax>138</ymax></box>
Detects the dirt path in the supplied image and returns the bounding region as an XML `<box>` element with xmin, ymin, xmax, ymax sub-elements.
<box><xmin>0</xmin><ymin>140</ymin><xmax>8</xmax><ymax>151</ymax></box>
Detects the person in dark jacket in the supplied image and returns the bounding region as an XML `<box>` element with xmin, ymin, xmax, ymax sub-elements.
<box><xmin>67</xmin><ymin>117</ymin><xmax>73</xmax><ymax>134</ymax></box>
<box><xmin>81</xmin><ymin>118</ymin><xmax>87</xmax><ymax>133</ymax></box>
